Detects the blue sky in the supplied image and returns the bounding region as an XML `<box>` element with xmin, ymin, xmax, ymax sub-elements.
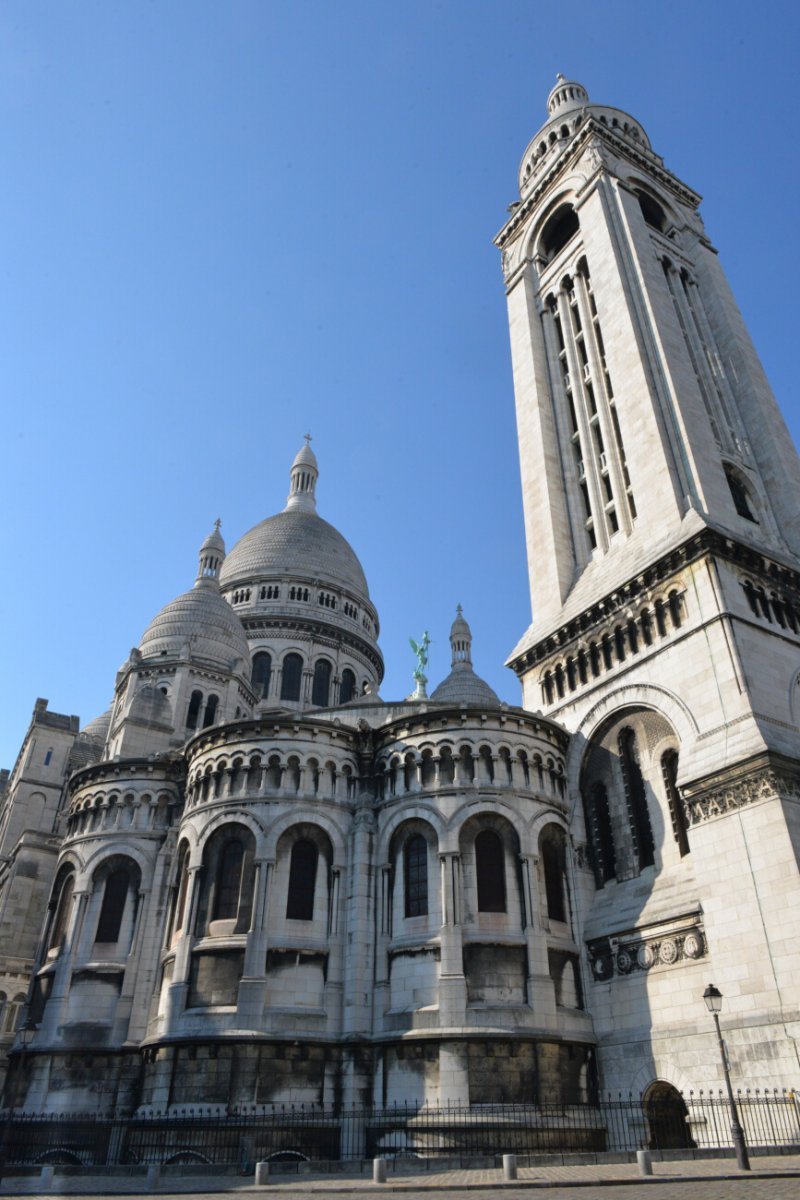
<box><xmin>2</xmin><ymin>0</ymin><xmax>799</xmax><ymax>768</ymax></box>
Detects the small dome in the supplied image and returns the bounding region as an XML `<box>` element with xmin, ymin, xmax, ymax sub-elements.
<box><xmin>430</xmin><ymin>607</ymin><xmax>500</xmax><ymax>707</ymax></box>
<box><xmin>81</xmin><ymin>708</ymin><xmax>112</xmax><ymax>743</ymax></box>
<box><xmin>139</xmin><ymin>586</ymin><xmax>250</xmax><ymax>668</ymax></box>
<box><xmin>138</xmin><ymin>526</ymin><xmax>250</xmax><ymax>670</ymax></box>
<box><xmin>431</xmin><ymin>669</ymin><xmax>500</xmax><ymax>707</ymax></box>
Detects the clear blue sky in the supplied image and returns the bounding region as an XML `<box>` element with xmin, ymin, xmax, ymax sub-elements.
<box><xmin>2</xmin><ymin>1</ymin><xmax>799</xmax><ymax>768</ymax></box>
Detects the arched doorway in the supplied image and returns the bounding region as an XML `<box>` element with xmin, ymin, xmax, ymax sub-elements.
<box><xmin>643</xmin><ymin>1081</ymin><xmax>694</xmax><ymax>1149</ymax></box>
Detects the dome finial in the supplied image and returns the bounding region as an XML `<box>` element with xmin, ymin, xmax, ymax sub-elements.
<box><xmin>546</xmin><ymin>75</ymin><xmax>589</xmax><ymax>119</ymax></box>
<box><xmin>196</xmin><ymin>520</ymin><xmax>226</xmax><ymax>585</ymax></box>
<box><xmin>450</xmin><ymin>605</ymin><xmax>472</xmax><ymax>667</ymax></box>
<box><xmin>285</xmin><ymin>438</ymin><xmax>319</xmax><ymax>513</ymax></box>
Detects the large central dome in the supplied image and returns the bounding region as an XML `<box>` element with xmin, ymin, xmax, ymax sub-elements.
<box><xmin>220</xmin><ymin>509</ymin><xmax>369</xmax><ymax>597</ymax></box>
<box><xmin>219</xmin><ymin>441</ymin><xmax>371</xmax><ymax>601</ymax></box>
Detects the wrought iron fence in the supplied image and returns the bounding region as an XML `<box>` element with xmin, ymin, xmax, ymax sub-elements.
<box><xmin>1</xmin><ymin>1091</ymin><xmax>798</xmax><ymax>1167</ymax></box>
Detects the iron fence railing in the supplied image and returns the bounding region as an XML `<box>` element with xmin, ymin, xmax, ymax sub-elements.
<box><xmin>1</xmin><ymin>1091</ymin><xmax>798</xmax><ymax>1167</ymax></box>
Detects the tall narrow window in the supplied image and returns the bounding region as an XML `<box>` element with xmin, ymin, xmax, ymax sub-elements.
<box><xmin>251</xmin><ymin>652</ymin><xmax>272</xmax><ymax>700</ymax></box>
<box><xmin>48</xmin><ymin>869</ymin><xmax>75</xmax><ymax>952</ymax></box>
<box><xmin>404</xmin><ymin>835</ymin><xmax>428</xmax><ymax>918</ymax></box>
<box><xmin>541</xmin><ymin>832</ymin><xmax>567</xmax><ymax>922</ymax></box>
<box><xmin>280</xmin><ymin>653</ymin><xmax>303</xmax><ymax>702</ymax></box>
<box><xmin>95</xmin><ymin>867</ymin><xmax>130</xmax><ymax>943</ymax></box>
<box><xmin>186</xmin><ymin>690</ymin><xmax>203</xmax><ymax>730</ymax></box>
<box><xmin>214</xmin><ymin>840</ymin><xmax>244</xmax><ymax>921</ymax></box>
<box><xmin>311</xmin><ymin>659</ymin><xmax>332</xmax><ymax>707</ymax></box>
<box><xmin>583</xmin><ymin>781</ymin><xmax>616</xmax><ymax>886</ymax></box>
<box><xmin>202</xmin><ymin>694</ymin><xmax>219</xmax><ymax>728</ymax></box>
<box><xmin>618</xmin><ymin>728</ymin><xmax>655</xmax><ymax>871</ymax></box>
<box><xmin>475</xmin><ymin>830</ymin><xmax>506</xmax><ymax>913</ymax></box>
<box><xmin>286</xmin><ymin>839</ymin><xmax>318</xmax><ymax>921</ymax></box>
<box><xmin>172</xmin><ymin>844</ymin><xmax>190</xmax><ymax>936</ymax></box>
<box><xmin>725</xmin><ymin>465</ymin><xmax>757</xmax><ymax>522</ymax></box>
<box><xmin>661</xmin><ymin>749</ymin><xmax>690</xmax><ymax>857</ymax></box>
<box><xmin>339</xmin><ymin>668</ymin><xmax>356</xmax><ymax>704</ymax></box>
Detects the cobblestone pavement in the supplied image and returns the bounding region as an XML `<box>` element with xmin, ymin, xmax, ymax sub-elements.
<box><xmin>2</xmin><ymin>1155</ymin><xmax>800</xmax><ymax>1197</ymax></box>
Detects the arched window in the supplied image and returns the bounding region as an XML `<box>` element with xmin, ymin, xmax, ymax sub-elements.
<box><xmin>186</xmin><ymin>690</ymin><xmax>203</xmax><ymax>730</ymax></box>
<box><xmin>661</xmin><ymin>749</ymin><xmax>690</xmax><ymax>857</ymax></box>
<box><xmin>95</xmin><ymin>867</ymin><xmax>130</xmax><ymax>943</ymax></box>
<box><xmin>668</xmin><ymin>591</ymin><xmax>683</xmax><ymax>629</ymax></box>
<box><xmin>724</xmin><ymin>465</ymin><xmax>757</xmax><ymax>522</ymax></box>
<box><xmin>339</xmin><ymin>668</ymin><xmax>356</xmax><ymax>704</ymax></box>
<box><xmin>251</xmin><ymin>652</ymin><xmax>272</xmax><ymax>700</ymax></box>
<box><xmin>3</xmin><ymin>995</ymin><xmax>25</xmax><ymax>1035</ymax></box>
<box><xmin>171</xmin><ymin>843</ymin><xmax>190</xmax><ymax>938</ymax></box>
<box><xmin>286</xmin><ymin>839</ymin><xmax>318</xmax><ymax>921</ymax></box>
<box><xmin>311</xmin><ymin>659</ymin><xmax>332</xmax><ymax>707</ymax></box>
<box><xmin>475</xmin><ymin>830</ymin><xmax>506</xmax><ymax>913</ymax></box>
<box><xmin>618</xmin><ymin>728</ymin><xmax>655</xmax><ymax>871</ymax></box>
<box><xmin>404</xmin><ymin>835</ymin><xmax>428</xmax><ymax>918</ymax></box>
<box><xmin>540</xmin><ymin>204</ymin><xmax>580</xmax><ymax>262</ymax></box>
<box><xmin>637</xmin><ymin>190</ymin><xmax>668</xmax><ymax>232</ymax></box>
<box><xmin>583</xmin><ymin>781</ymin><xmax>616</xmax><ymax>886</ymax></box>
<box><xmin>541</xmin><ymin>830</ymin><xmax>567</xmax><ymax>922</ymax></box>
<box><xmin>280</xmin><ymin>653</ymin><xmax>303</xmax><ymax>702</ymax></box>
<box><xmin>202</xmin><ymin>694</ymin><xmax>219</xmax><ymax>728</ymax></box>
<box><xmin>48</xmin><ymin>868</ymin><xmax>75</xmax><ymax>952</ymax></box>
<box><xmin>213</xmin><ymin>840</ymin><xmax>244</xmax><ymax>921</ymax></box>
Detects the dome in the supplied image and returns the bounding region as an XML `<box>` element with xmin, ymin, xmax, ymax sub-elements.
<box><xmin>138</xmin><ymin>523</ymin><xmax>251</xmax><ymax>670</ymax></box>
<box><xmin>220</xmin><ymin>509</ymin><xmax>370</xmax><ymax>597</ymax></box>
<box><xmin>430</xmin><ymin>670</ymin><xmax>500</xmax><ymax>707</ymax></box>
<box><xmin>139</xmin><ymin>585</ymin><xmax>250</xmax><ymax>668</ymax></box>
<box><xmin>430</xmin><ymin>606</ymin><xmax>501</xmax><ymax>707</ymax></box>
<box><xmin>81</xmin><ymin>708</ymin><xmax>112</xmax><ymax>743</ymax></box>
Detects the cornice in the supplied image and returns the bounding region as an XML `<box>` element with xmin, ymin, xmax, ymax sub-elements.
<box><xmin>510</xmin><ymin>528</ymin><xmax>800</xmax><ymax>674</ymax></box>
<box><xmin>494</xmin><ymin>117</ymin><xmax>701</xmax><ymax>251</ymax></box>
<box><xmin>68</xmin><ymin>756</ymin><xmax>186</xmax><ymax>796</ymax></box>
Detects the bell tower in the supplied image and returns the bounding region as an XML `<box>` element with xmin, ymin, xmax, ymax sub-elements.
<box><xmin>496</xmin><ymin>77</ymin><xmax>800</xmax><ymax>1091</ymax></box>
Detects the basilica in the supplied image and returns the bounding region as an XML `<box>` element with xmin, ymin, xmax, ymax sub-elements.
<box><xmin>1</xmin><ymin>76</ymin><xmax>798</xmax><ymax>1125</ymax></box>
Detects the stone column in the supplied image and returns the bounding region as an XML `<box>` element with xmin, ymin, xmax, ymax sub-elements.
<box><xmin>519</xmin><ymin>853</ymin><xmax>557</xmax><ymax>1026</ymax></box>
<box><xmin>373</xmin><ymin>864</ymin><xmax>392</xmax><ymax>1024</ymax></box>
<box><xmin>340</xmin><ymin>806</ymin><xmax>377</xmax><ymax>1107</ymax></box>
<box><xmin>239</xmin><ymin>859</ymin><xmax>272</xmax><ymax>1023</ymax></box>
<box><xmin>438</xmin><ymin>852</ymin><xmax>466</xmax><ymax>1027</ymax></box>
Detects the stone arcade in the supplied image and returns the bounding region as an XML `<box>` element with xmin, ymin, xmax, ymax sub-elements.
<box><xmin>1</xmin><ymin>77</ymin><xmax>798</xmax><ymax>1126</ymax></box>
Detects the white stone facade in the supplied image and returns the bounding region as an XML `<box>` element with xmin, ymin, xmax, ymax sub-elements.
<box><xmin>0</xmin><ymin>77</ymin><xmax>797</xmax><ymax>1126</ymax></box>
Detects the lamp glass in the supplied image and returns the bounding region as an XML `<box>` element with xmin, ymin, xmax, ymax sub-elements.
<box><xmin>703</xmin><ymin>983</ymin><xmax>723</xmax><ymax>1013</ymax></box>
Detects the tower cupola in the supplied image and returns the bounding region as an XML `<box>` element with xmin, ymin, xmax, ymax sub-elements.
<box><xmin>196</xmin><ymin>519</ymin><xmax>225</xmax><ymax>584</ymax></box>
<box><xmin>286</xmin><ymin>436</ymin><xmax>319</xmax><ymax>513</ymax></box>
<box><xmin>546</xmin><ymin>74</ymin><xmax>589</xmax><ymax>119</ymax></box>
<box><xmin>449</xmin><ymin>604</ymin><xmax>473</xmax><ymax>666</ymax></box>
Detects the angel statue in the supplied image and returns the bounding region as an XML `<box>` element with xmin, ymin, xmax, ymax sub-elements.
<box><xmin>409</xmin><ymin>631</ymin><xmax>431</xmax><ymax>696</ymax></box>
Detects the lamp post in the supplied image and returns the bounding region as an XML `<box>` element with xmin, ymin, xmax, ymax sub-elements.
<box><xmin>703</xmin><ymin>984</ymin><xmax>750</xmax><ymax>1171</ymax></box>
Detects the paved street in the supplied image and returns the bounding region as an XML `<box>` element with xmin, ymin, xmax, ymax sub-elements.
<box><xmin>2</xmin><ymin>1155</ymin><xmax>800</xmax><ymax>1199</ymax></box>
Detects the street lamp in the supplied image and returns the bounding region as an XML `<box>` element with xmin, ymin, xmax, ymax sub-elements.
<box><xmin>703</xmin><ymin>984</ymin><xmax>750</xmax><ymax>1171</ymax></box>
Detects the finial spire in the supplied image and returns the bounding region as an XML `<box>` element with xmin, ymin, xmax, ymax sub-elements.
<box><xmin>196</xmin><ymin>520</ymin><xmax>226</xmax><ymax>585</ymax></box>
<box><xmin>450</xmin><ymin>605</ymin><xmax>472</xmax><ymax>667</ymax></box>
<box><xmin>285</xmin><ymin>438</ymin><xmax>320</xmax><ymax>513</ymax></box>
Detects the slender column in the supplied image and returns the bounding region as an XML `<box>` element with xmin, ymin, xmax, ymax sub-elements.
<box><xmin>171</xmin><ymin>866</ymin><xmax>202</xmax><ymax>984</ymax></box>
<box><xmin>556</xmin><ymin>288</ymin><xmax>608</xmax><ymax>550</ymax></box>
<box><xmin>574</xmin><ymin>271</ymin><xmax>631</xmax><ymax>533</ymax></box>
<box><xmin>519</xmin><ymin>853</ymin><xmax>557</xmax><ymax>1025</ymax></box>
<box><xmin>438</xmin><ymin>852</ymin><xmax>465</xmax><ymax>1026</ymax></box>
<box><xmin>541</xmin><ymin>305</ymin><xmax>588</xmax><ymax>553</ymax></box>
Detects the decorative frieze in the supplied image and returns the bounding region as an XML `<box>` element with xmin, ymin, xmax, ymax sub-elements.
<box><xmin>587</xmin><ymin>925</ymin><xmax>705</xmax><ymax>981</ymax></box>
<box><xmin>684</xmin><ymin>764</ymin><xmax>800</xmax><ymax>826</ymax></box>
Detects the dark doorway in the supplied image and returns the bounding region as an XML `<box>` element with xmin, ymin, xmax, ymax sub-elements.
<box><xmin>643</xmin><ymin>1081</ymin><xmax>694</xmax><ymax>1149</ymax></box>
